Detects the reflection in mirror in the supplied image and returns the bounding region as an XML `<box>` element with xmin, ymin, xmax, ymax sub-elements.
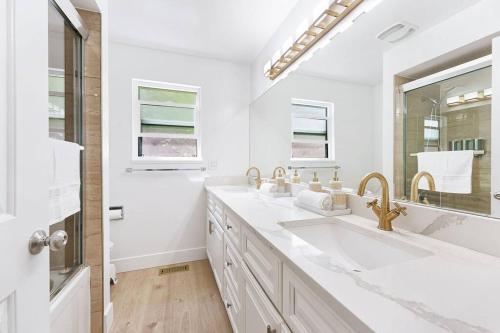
<box><xmin>250</xmin><ymin>0</ymin><xmax>493</xmax><ymax>215</ymax></box>
<box><xmin>250</xmin><ymin>71</ymin><xmax>380</xmax><ymax>193</ymax></box>
<box><xmin>401</xmin><ymin>63</ymin><xmax>492</xmax><ymax>215</ymax></box>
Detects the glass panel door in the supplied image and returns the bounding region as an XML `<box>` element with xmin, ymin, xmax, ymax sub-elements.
<box><xmin>48</xmin><ymin>0</ymin><xmax>84</xmax><ymax>298</ymax></box>
<box><xmin>402</xmin><ymin>65</ymin><xmax>492</xmax><ymax>215</ymax></box>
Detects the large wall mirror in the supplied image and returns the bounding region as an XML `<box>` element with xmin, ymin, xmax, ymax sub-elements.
<box><xmin>249</xmin><ymin>0</ymin><xmax>497</xmax><ymax>217</ymax></box>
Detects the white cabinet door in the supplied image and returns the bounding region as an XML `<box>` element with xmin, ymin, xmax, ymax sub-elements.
<box><xmin>242</xmin><ymin>226</ymin><xmax>281</xmax><ymax>309</ymax></box>
<box><xmin>0</xmin><ymin>0</ymin><xmax>51</xmax><ymax>332</ymax></box>
<box><xmin>282</xmin><ymin>265</ymin><xmax>357</xmax><ymax>333</ymax></box>
<box><xmin>207</xmin><ymin>211</ymin><xmax>224</xmax><ymax>292</ymax></box>
<box><xmin>242</xmin><ymin>264</ymin><xmax>288</xmax><ymax>333</ymax></box>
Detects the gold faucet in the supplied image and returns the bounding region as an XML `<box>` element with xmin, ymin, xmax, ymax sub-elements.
<box><xmin>272</xmin><ymin>166</ymin><xmax>287</xmax><ymax>179</ymax></box>
<box><xmin>246</xmin><ymin>166</ymin><xmax>262</xmax><ymax>189</ymax></box>
<box><xmin>357</xmin><ymin>172</ymin><xmax>407</xmax><ymax>231</ymax></box>
<box><xmin>410</xmin><ymin>171</ymin><xmax>436</xmax><ymax>203</ymax></box>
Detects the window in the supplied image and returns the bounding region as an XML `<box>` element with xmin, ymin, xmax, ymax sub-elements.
<box><xmin>291</xmin><ymin>99</ymin><xmax>334</xmax><ymax>160</ymax></box>
<box><xmin>132</xmin><ymin>79</ymin><xmax>201</xmax><ymax>161</ymax></box>
<box><xmin>49</xmin><ymin>69</ymin><xmax>65</xmax><ymax>140</ymax></box>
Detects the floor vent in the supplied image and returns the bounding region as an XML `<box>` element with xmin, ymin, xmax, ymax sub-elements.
<box><xmin>158</xmin><ymin>263</ymin><xmax>190</xmax><ymax>275</ymax></box>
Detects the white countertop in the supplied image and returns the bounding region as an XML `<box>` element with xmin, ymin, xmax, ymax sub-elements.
<box><xmin>206</xmin><ymin>185</ymin><xmax>500</xmax><ymax>333</ymax></box>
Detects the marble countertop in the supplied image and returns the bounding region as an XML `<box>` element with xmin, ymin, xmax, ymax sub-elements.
<box><xmin>206</xmin><ymin>185</ymin><xmax>500</xmax><ymax>333</ymax></box>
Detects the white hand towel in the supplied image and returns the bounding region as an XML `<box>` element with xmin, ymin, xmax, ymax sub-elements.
<box><xmin>259</xmin><ymin>182</ymin><xmax>277</xmax><ymax>193</ymax></box>
<box><xmin>297</xmin><ymin>190</ymin><xmax>332</xmax><ymax>211</ymax></box>
<box><xmin>417</xmin><ymin>151</ymin><xmax>473</xmax><ymax>194</ymax></box>
<box><xmin>49</xmin><ymin>139</ymin><xmax>81</xmax><ymax>224</ymax></box>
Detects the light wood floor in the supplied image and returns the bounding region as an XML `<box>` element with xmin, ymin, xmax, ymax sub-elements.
<box><xmin>110</xmin><ymin>260</ymin><xmax>232</xmax><ymax>333</ymax></box>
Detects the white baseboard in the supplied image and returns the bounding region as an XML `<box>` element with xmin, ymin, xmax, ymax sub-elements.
<box><xmin>111</xmin><ymin>247</ymin><xmax>207</xmax><ymax>273</ymax></box>
<box><xmin>104</xmin><ymin>302</ymin><xmax>114</xmax><ymax>333</ymax></box>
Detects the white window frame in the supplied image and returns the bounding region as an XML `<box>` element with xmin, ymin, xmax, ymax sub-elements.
<box><xmin>131</xmin><ymin>79</ymin><xmax>202</xmax><ymax>164</ymax></box>
<box><xmin>48</xmin><ymin>68</ymin><xmax>65</xmax><ymax>119</ymax></box>
<box><xmin>290</xmin><ymin>98</ymin><xmax>335</xmax><ymax>166</ymax></box>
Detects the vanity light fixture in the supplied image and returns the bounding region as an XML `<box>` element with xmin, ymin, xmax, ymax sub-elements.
<box><xmin>464</xmin><ymin>91</ymin><xmax>484</xmax><ymax>102</ymax></box>
<box><xmin>265</xmin><ymin>0</ymin><xmax>364</xmax><ymax>80</ymax></box>
<box><xmin>446</xmin><ymin>95</ymin><xmax>464</xmax><ymax>106</ymax></box>
<box><xmin>447</xmin><ymin>88</ymin><xmax>492</xmax><ymax>106</ymax></box>
<box><xmin>484</xmin><ymin>88</ymin><xmax>492</xmax><ymax>98</ymax></box>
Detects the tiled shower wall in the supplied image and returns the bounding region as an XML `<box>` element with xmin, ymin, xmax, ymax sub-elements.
<box><xmin>78</xmin><ymin>9</ymin><xmax>104</xmax><ymax>333</ymax></box>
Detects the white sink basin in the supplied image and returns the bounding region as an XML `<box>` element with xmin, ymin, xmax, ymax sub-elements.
<box><xmin>218</xmin><ymin>186</ymin><xmax>254</xmax><ymax>193</ymax></box>
<box><xmin>281</xmin><ymin>219</ymin><xmax>433</xmax><ymax>271</ymax></box>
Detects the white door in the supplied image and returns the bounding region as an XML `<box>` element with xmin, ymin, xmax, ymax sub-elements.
<box><xmin>0</xmin><ymin>0</ymin><xmax>51</xmax><ymax>332</ymax></box>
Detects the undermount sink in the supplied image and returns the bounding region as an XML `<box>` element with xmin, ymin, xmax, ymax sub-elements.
<box><xmin>218</xmin><ymin>186</ymin><xmax>254</xmax><ymax>193</ymax></box>
<box><xmin>280</xmin><ymin>219</ymin><xmax>433</xmax><ymax>271</ymax></box>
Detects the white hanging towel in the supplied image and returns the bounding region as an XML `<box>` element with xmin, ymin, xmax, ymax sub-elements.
<box><xmin>49</xmin><ymin>139</ymin><xmax>81</xmax><ymax>224</ymax></box>
<box><xmin>416</xmin><ymin>151</ymin><xmax>473</xmax><ymax>194</ymax></box>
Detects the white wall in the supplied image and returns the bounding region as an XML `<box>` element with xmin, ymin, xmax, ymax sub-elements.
<box><xmin>372</xmin><ymin>83</ymin><xmax>383</xmax><ymax>173</ymax></box>
<box><xmin>250</xmin><ymin>73</ymin><xmax>378</xmax><ymax>189</ymax></box>
<box><xmin>382</xmin><ymin>0</ymin><xmax>500</xmax><ymax>192</ymax></box>
<box><xmin>250</xmin><ymin>0</ymin><xmax>318</xmax><ymax>101</ymax></box>
<box><xmin>109</xmin><ymin>42</ymin><xmax>250</xmax><ymax>272</ymax></box>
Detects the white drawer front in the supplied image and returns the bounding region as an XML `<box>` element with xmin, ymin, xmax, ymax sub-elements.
<box><xmin>224</xmin><ymin>236</ymin><xmax>241</xmax><ymax>293</ymax></box>
<box><xmin>224</xmin><ymin>269</ymin><xmax>241</xmax><ymax>333</ymax></box>
<box><xmin>242</xmin><ymin>263</ymin><xmax>288</xmax><ymax>333</ymax></box>
<box><xmin>242</xmin><ymin>226</ymin><xmax>281</xmax><ymax>310</ymax></box>
<box><xmin>283</xmin><ymin>264</ymin><xmax>355</xmax><ymax>333</ymax></box>
<box><xmin>225</xmin><ymin>209</ymin><xmax>242</xmax><ymax>252</ymax></box>
<box><xmin>207</xmin><ymin>192</ymin><xmax>216</xmax><ymax>214</ymax></box>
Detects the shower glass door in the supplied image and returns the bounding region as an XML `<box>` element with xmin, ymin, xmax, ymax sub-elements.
<box><xmin>48</xmin><ymin>0</ymin><xmax>84</xmax><ymax>298</ymax></box>
<box><xmin>402</xmin><ymin>61</ymin><xmax>492</xmax><ymax>216</ymax></box>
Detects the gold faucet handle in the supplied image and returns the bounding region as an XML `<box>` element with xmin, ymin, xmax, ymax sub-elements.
<box><xmin>393</xmin><ymin>202</ymin><xmax>407</xmax><ymax>216</ymax></box>
<box><xmin>366</xmin><ymin>199</ymin><xmax>378</xmax><ymax>208</ymax></box>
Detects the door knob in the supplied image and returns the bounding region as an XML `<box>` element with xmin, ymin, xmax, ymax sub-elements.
<box><xmin>266</xmin><ymin>325</ymin><xmax>276</xmax><ymax>333</ymax></box>
<box><xmin>494</xmin><ymin>192</ymin><xmax>500</xmax><ymax>200</ymax></box>
<box><xmin>29</xmin><ymin>230</ymin><xmax>68</xmax><ymax>255</ymax></box>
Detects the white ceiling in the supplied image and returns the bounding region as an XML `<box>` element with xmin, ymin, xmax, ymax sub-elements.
<box><xmin>109</xmin><ymin>0</ymin><xmax>299</xmax><ymax>63</ymax></box>
<box><xmin>297</xmin><ymin>0</ymin><xmax>480</xmax><ymax>85</ymax></box>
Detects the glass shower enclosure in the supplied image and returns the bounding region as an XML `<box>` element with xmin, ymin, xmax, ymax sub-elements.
<box><xmin>402</xmin><ymin>61</ymin><xmax>492</xmax><ymax>215</ymax></box>
<box><xmin>48</xmin><ymin>0</ymin><xmax>84</xmax><ymax>298</ymax></box>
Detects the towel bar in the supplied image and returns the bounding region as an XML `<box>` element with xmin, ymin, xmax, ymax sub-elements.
<box><xmin>125</xmin><ymin>167</ymin><xmax>207</xmax><ymax>172</ymax></box>
<box><xmin>287</xmin><ymin>166</ymin><xmax>336</xmax><ymax>170</ymax></box>
<box><xmin>409</xmin><ymin>150</ymin><xmax>484</xmax><ymax>157</ymax></box>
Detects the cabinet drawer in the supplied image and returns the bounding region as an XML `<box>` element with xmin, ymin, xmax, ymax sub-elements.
<box><xmin>207</xmin><ymin>192</ymin><xmax>216</xmax><ymax>214</ymax></box>
<box><xmin>224</xmin><ymin>236</ymin><xmax>241</xmax><ymax>295</ymax></box>
<box><xmin>224</xmin><ymin>269</ymin><xmax>241</xmax><ymax>333</ymax></box>
<box><xmin>242</xmin><ymin>263</ymin><xmax>289</xmax><ymax>333</ymax></box>
<box><xmin>242</xmin><ymin>226</ymin><xmax>281</xmax><ymax>310</ymax></box>
<box><xmin>225</xmin><ymin>209</ymin><xmax>242</xmax><ymax>252</ymax></box>
<box><xmin>283</xmin><ymin>264</ymin><xmax>357</xmax><ymax>333</ymax></box>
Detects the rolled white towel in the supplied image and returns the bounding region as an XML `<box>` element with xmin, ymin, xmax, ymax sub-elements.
<box><xmin>259</xmin><ymin>182</ymin><xmax>277</xmax><ymax>193</ymax></box>
<box><xmin>297</xmin><ymin>190</ymin><xmax>332</xmax><ymax>210</ymax></box>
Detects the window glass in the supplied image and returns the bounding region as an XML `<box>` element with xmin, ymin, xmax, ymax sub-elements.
<box><xmin>139</xmin><ymin>137</ymin><xmax>197</xmax><ymax>158</ymax></box>
<box><xmin>291</xmin><ymin>100</ymin><xmax>331</xmax><ymax>159</ymax></box>
<box><xmin>139</xmin><ymin>86</ymin><xmax>197</xmax><ymax>105</ymax></box>
<box><xmin>135</xmin><ymin>81</ymin><xmax>200</xmax><ymax>159</ymax></box>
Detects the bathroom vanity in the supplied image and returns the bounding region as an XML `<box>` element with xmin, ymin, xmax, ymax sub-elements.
<box><xmin>205</xmin><ymin>185</ymin><xmax>500</xmax><ymax>333</ymax></box>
